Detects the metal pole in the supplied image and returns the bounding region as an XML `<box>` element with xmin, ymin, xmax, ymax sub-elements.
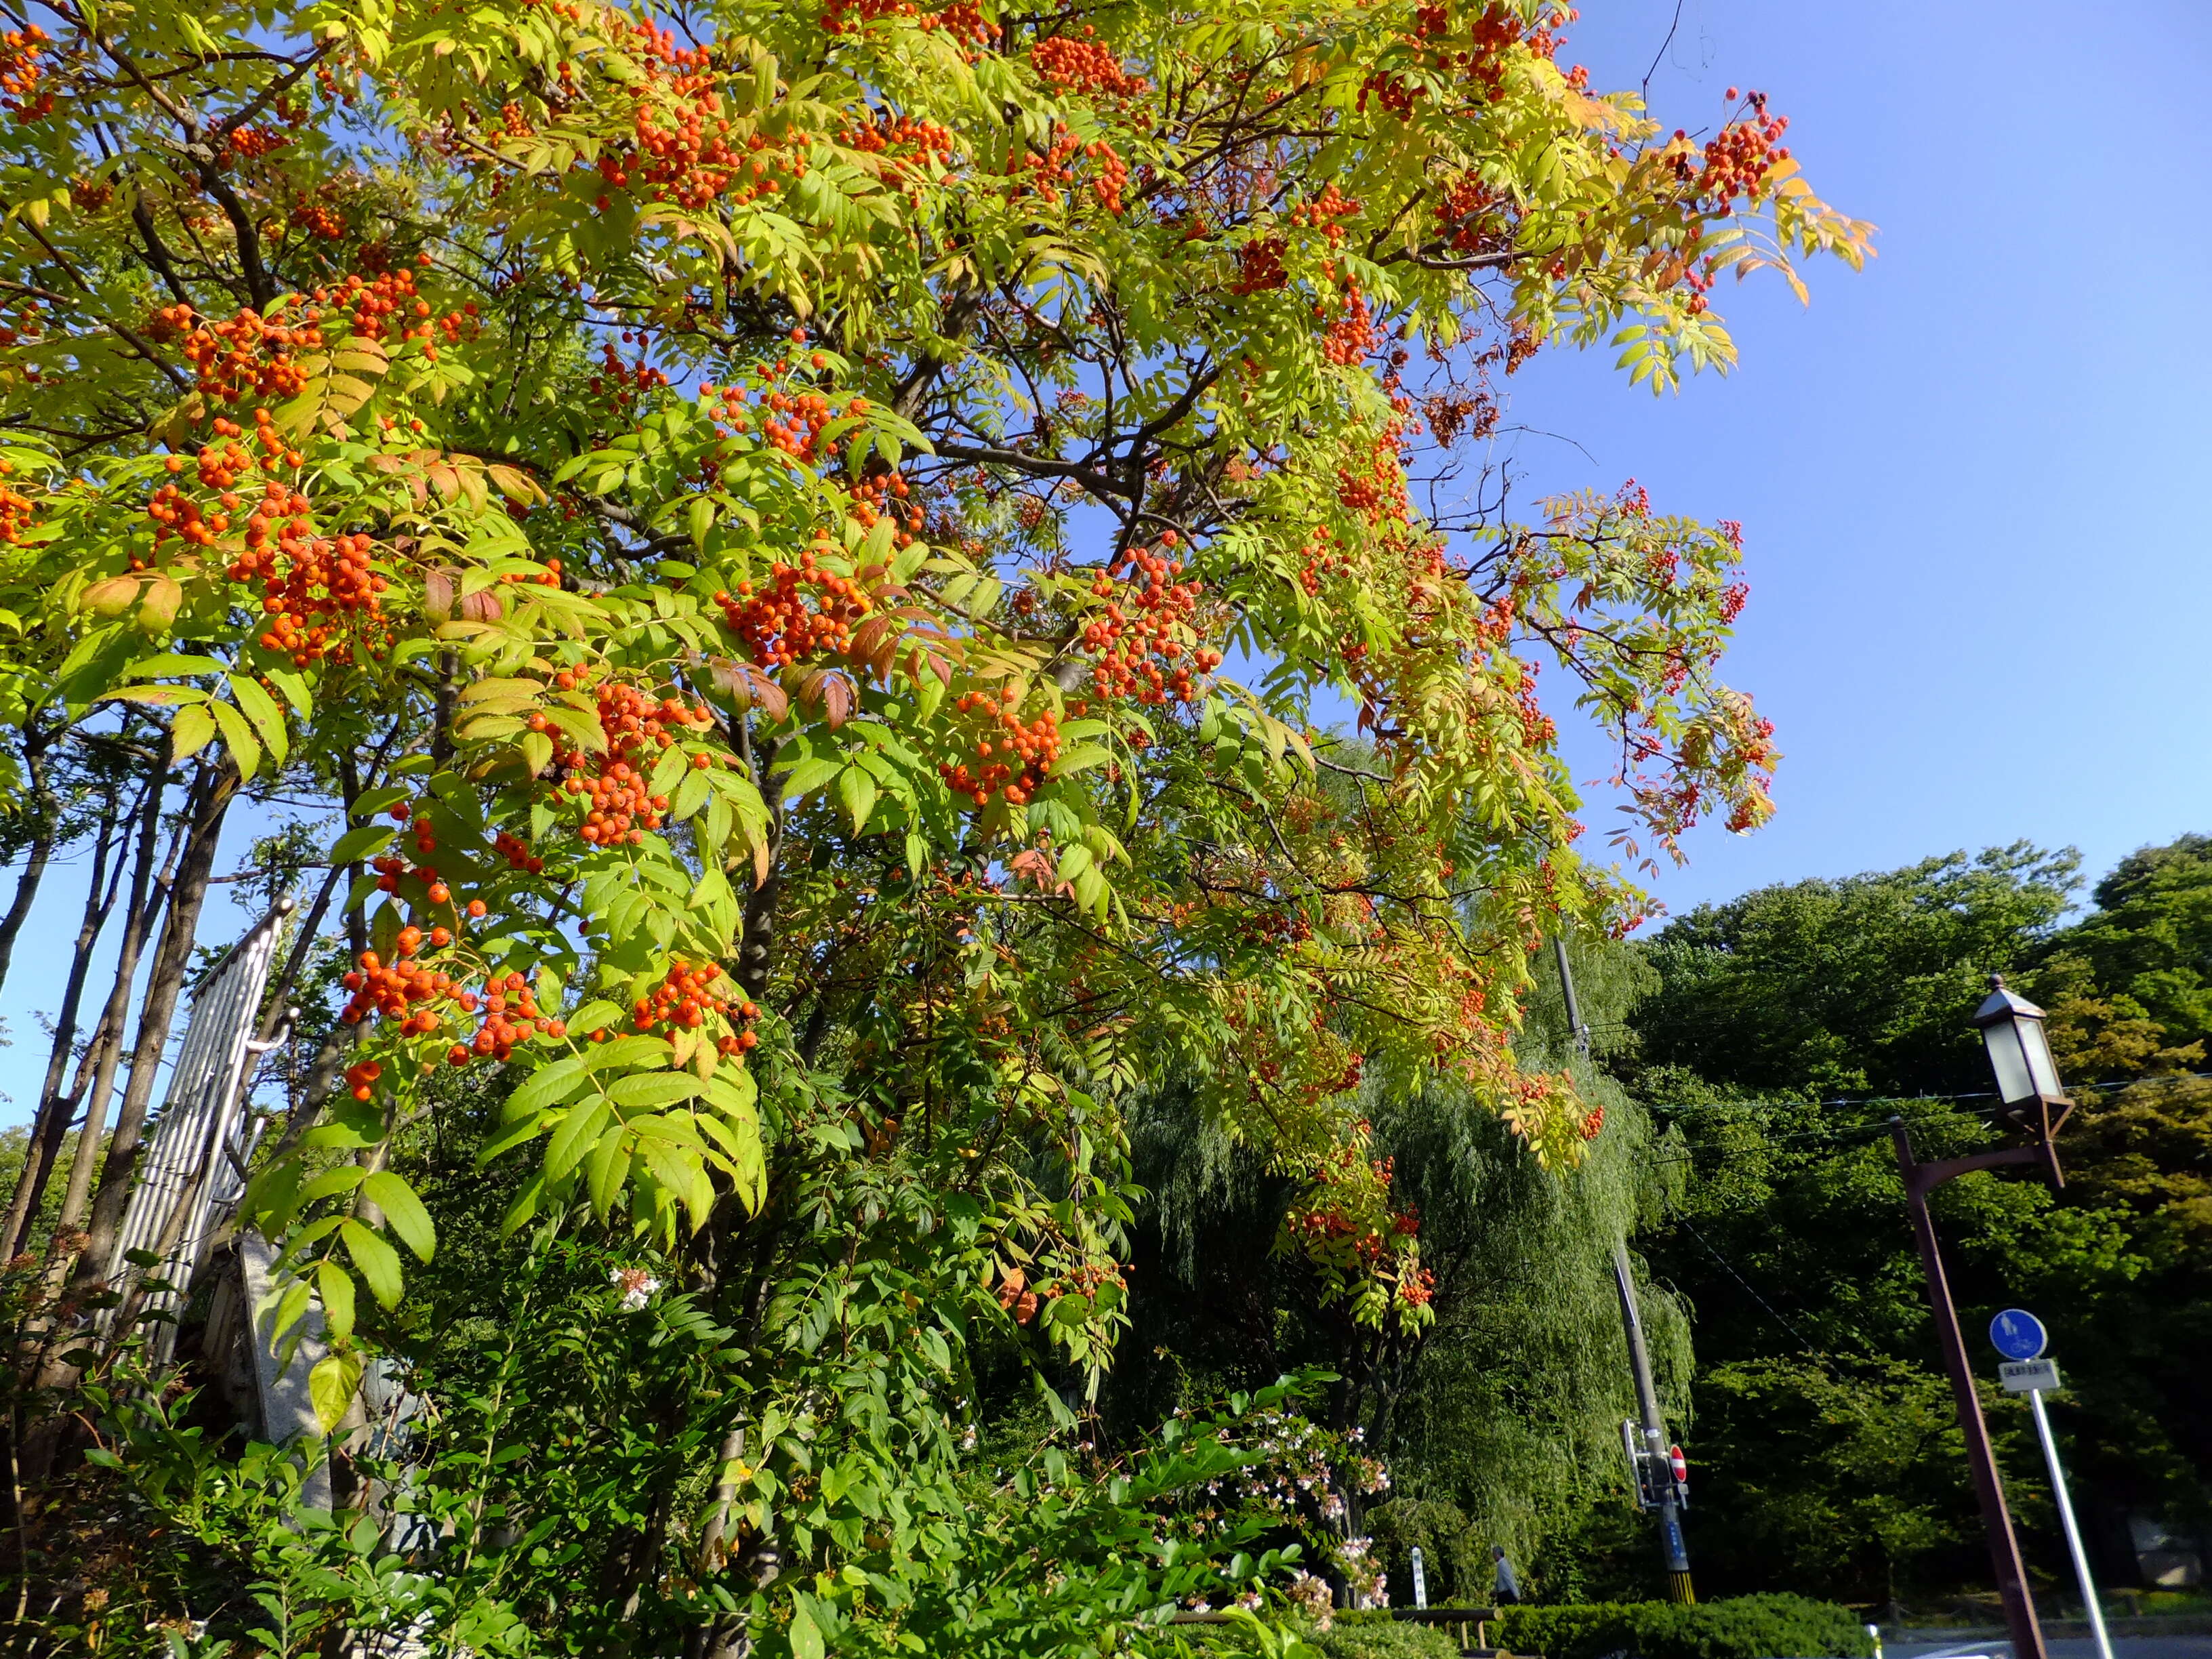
<box><xmin>1552</xmin><ymin>935</ymin><xmax>1591</xmax><ymax>1060</ymax></box>
<box><xmin>1891</xmin><ymin>1120</ymin><xmax>2047</xmax><ymax>1659</ymax></box>
<box><xmin>1613</xmin><ymin>1240</ymin><xmax>1694</xmax><ymax>1603</ymax></box>
<box><xmin>2028</xmin><ymin>1387</ymin><xmax>2112</xmax><ymax>1659</ymax></box>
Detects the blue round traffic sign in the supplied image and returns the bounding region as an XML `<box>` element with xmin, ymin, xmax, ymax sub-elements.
<box><xmin>1989</xmin><ymin>1309</ymin><xmax>2048</xmax><ymax>1361</ymax></box>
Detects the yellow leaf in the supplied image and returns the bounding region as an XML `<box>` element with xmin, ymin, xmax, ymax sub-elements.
<box><xmin>171</xmin><ymin>705</ymin><xmax>218</xmax><ymax>760</ymax></box>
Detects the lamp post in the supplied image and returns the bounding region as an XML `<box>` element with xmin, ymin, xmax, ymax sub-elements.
<box><xmin>1891</xmin><ymin>975</ymin><xmax>2072</xmax><ymax>1659</ymax></box>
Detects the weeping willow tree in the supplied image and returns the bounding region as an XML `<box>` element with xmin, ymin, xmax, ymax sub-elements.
<box><xmin>1107</xmin><ymin>924</ymin><xmax>1696</xmax><ymax>1601</ymax></box>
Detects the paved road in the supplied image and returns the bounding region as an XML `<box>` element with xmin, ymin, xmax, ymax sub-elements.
<box><xmin>1887</xmin><ymin>1640</ymin><xmax>2212</xmax><ymax>1659</ymax></box>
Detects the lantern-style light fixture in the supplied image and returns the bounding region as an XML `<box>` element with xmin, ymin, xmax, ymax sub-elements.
<box><xmin>1971</xmin><ymin>975</ymin><xmax>2066</xmax><ymax>1107</ymax></box>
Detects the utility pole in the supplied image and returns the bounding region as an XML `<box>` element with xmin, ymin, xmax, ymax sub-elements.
<box><xmin>1552</xmin><ymin>934</ymin><xmax>1591</xmax><ymax>1060</ymax></box>
<box><xmin>1614</xmin><ymin>1241</ymin><xmax>1695</xmax><ymax>1603</ymax></box>
<box><xmin>1552</xmin><ymin>930</ymin><xmax>1692</xmax><ymax>1603</ymax></box>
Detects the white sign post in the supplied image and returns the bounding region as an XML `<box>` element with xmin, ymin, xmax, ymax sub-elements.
<box><xmin>1990</xmin><ymin>1313</ymin><xmax>2113</xmax><ymax>1659</ymax></box>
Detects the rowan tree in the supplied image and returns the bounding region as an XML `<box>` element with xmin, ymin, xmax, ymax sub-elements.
<box><xmin>0</xmin><ymin>0</ymin><xmax>1868</xmax><ymax>1645</ymax></box>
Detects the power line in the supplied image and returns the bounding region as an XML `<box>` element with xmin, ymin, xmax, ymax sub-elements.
<box><xmin>1671</xmin><ymin>1214</ymin><xmax>1822</xmax><ymax>1357</ymax></box>
<box><xmin>1640</xmin><ymin>1067</ymin><xmax>2212</xmax><ymax>1122</ymax></box>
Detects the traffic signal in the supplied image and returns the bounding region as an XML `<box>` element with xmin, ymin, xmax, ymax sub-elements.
<box><xmin>1622</xmin><ymin>1420</ymin><xmax>1664</xmax><ymax>1510</ymax></box>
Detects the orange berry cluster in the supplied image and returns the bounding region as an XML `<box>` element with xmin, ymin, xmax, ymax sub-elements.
<box><xmin>821</xmin><ymin>0</ymin><xmax>999</xmax><ymax>50</ymax></box>
<box><xmin>844</xmin><ymin>468</ymin><xmax>924</xmax><ymax>548</ymax></box>
<box><xmin>310</xmin><ymin>267</ymin><xmax>474</xmax><ymax>358</ymax></box>
<box><xmin>590</xmin><ymin>340</ymin><xmax>671</xmax><ymax>413</ymax></box>
<box><xmin>562</xmin><ymin>20</ymin><xmax>814</xmax><ymax>214</ymax></box>
<box><xmin>546</xmin><ymin>674</ymin><xmax>714</xmax><ymax>846</ymax></box>
<box><xmin>1234</xmin><ymin>237</ymin><xmax>1288</xmax><ymax>295</ymax></box>
<box><xmin>1580</xmin><ymin>1105</ymin><xmax>1605</xmax><ymax>1142</ymax></box>
<box><xmin>0</xmin><ymin>461</ymin><xmax>31</xmax><ymax>547</ymax></box>
<box><xmin>1006</xmin><ymin>123</ymin><xmax>1113</xmax><ymax>213</ymax></box>
<box><xmin>614</xmin><ymin>958</ymin><xmax>760</xmax><ymax>1056</ymax></box>
<box><xmin>497</xmin><ymin>555</ymin><xmax>562</xmax><ymax>588</ymax></box>
<box><xmin>146</xmin><ymin>481</ymin><xmax>224</xmax><ymax>549</ymax></box>
<box><xmin>1087</xmin><ymin>139</ymin><xmax>1129</xmax><ymax>216</ymax></box>
<box><xmin>1435</xmin><ymin>172</ymin><xmax>1503</xmax><ymax>255</ymax></box>
<box><xmin>0</xmin><ymin>26</ymin><xmax>52</xmax><ymax>124</ymax></box>
<box><xmin>840</xmin><ymin>112</ymin><xmax>955</xmax><ymax>176</ymax></box>
<box><xmin>340</xmin><ymin>944</ymin><xmax>456</xmax><ymax>1037</ymax></box>
<box><xmin>494</xmin><ymin>830</ymin><xmax>546</xmax><ymax>875</ymax></box>
<box><xmin>1030</xmin><ymin>30</ymin><xmax>1149</xmax><ymax>99</ymax></box>
<box><xmin>0</xmin><ymin>294</ymin><xmax>43</xmax><ymax>350</ymax></box>
<box><xmin>1290</xmin><ymin>184</ymin><xmax>1359</xmax><ymax>247</ymax></box>
<box><xmin>291</xmin><ymin>197</ymin><xmax>346</xmax><ymax>241</ymax></box>
<box><xmin>734</xmin><ymin>382</ymin><xmax>844</xmax><ymax>464</ymax></box>
<box><xmin>715</xmin><ymin>548</ymin><xmax>874</xmax><ymax>668</ymax></box>
<box><xmin>938</xmin><ymin>693</ymin><xmax>1060</xmax><ymax>808</ymax></box>
<box><xmin>219</xmin><ymin>478</ymin><xmax>387</xmax><ymax>668</ymax></box>
<box><xmin>1082</xmin><ymin>540</ymin><xmax>1218</xmax><ymax>705</ymax></box>
<box><xmin>452</xmin><ymin>969</ymin><xmax>564</xmax><ymax>1065</ymax></box>
<box><xmin>144</xmin><ymin>409</ymin><xmax>310</xmax><ymax>557</ymax></box>
<box><xmin>366</xmin><ymin>799</ymin><xmax>473</xmax><ymax>899</ymax></box>
<box><xmin>1357</xmin><ymin>68</ymin><xmax>1422</xmax><ymax>120</ymax></box>
<box><xmin>1685</xmin><ymin>91</ymin><xmax>1791</xmax><ymax>208</ymax></box>
<box><xmin>1319</xmin><ymin>282</ymin><xmax>1378</xmax><ymax>367</ymax></box>
<box><xmin>339</xmin><ymin>944</ymin><xmax>568</xmax><ymax>1073</ymax></box>
<box><xmin>225</xmin><ymin>125</ymin><xmax>289</xmax><ymax>161</ymax></box>
<box><xmin>1297</xmin><ymin>529</ymin><xmax>1347</xmax><ymax>597</ymax></box>
<box><xmin>148</xmin><ymin>304</ymin><xmax>320</xmax><ymax>403</ymax></box>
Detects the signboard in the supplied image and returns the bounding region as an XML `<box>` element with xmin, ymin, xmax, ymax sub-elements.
<box><xmin>2001</xmin><ymin>1358</ymin><xmax>2061</xmax><ymax>1394</ymax></box>
<box><xmin>1989</xmin><ymin>1308</ymin><xmax>2048</xmax><ymax>1361</ymax></box>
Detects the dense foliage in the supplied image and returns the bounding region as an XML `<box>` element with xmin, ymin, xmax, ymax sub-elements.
<box><xmin>0</xmin><ymin>0</ymin><xmax>1876</xmax><ymax>1647</ymax></box>
<box><xmin>1629</xmin><ymin>838</ymin><xmax>2212</xmax><ymax>1607</ymax></box>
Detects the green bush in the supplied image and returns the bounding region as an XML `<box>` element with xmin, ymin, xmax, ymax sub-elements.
<box><xmin>1309</xmin><ymin>1616</ymin><xmax>1462</xmax><ymax>1659</ymax></box>
<box><xmin>1494</xmin><ymin>1595</ymin><xmax>1875</xmax><ymax>1659</ymax></box>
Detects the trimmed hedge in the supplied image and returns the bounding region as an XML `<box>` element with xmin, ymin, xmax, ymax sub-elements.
<box><xmin>1493</xmin><ymin>1594</ymin><xmax>1876</xmax><ymax>1659</ymax></box>
<box><xmin>1309</xmin><ymin>1619</ymin><xmax>1462</xmax><ymax>1659</ymax></box>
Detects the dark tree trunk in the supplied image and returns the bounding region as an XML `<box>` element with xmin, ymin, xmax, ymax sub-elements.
<box><xmin>0</xmin><ymin>738</ymin><xmax>59</xmax><ymax>1001</ymax></box>
<box><xmin>45</xmin><ymin>769</ymin><xmax>172</xmax><ymax>1256</ymax></box>
<box><xmin>63</xmin><ymin>754</ymin><xmax>239</xmax><ymax>1312</ymax></box>
<box><xmin>0</xmin><ymin>793</ymin><xmax>130</xmax><ymax>1261</ymax></box>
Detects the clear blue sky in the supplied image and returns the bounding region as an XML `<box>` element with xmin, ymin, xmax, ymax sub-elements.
<box><xmin>1509</xmin><ymin>0</ymin><xmax>2212</xmax><ymax>916</ymax></box>
<box><xmin>1</xmin><ymin>1</ymin><xmax>2207</xmax><ymax>1120</ymax></box>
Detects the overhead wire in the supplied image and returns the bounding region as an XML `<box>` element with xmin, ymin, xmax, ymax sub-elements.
<box><xmin>1671</xmin><ymin>1214</ymin><xmax>1823</xmax><ymax>1358</ymax></box>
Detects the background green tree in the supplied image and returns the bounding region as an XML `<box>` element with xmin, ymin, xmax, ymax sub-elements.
<box><xmin>1625</xmin><ymin>838</ymin><xmax>2212</xmax><ymax>1607</ymax></box>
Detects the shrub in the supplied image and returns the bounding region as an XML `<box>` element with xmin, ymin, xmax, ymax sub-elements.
<box><xmin>1495</xmin><ymin>1595</ymin><xmax>1875</xmax><ymax>1659</ymax></box>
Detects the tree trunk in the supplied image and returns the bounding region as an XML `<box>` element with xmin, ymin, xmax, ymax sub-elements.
<box><xmin>0</xmin><ymin>796</ymin><xmax>129</xmax><ymax>1261</ymax></box>
<box><xmin>62</xmin><ymin>754</ymin><xmax>239</xmax><ymax>1311</ymax></box>
<box><xmin>0</xmin><ymin>738</ymin><xmax>58</xmax><ymax>1002</ymax></box>
<box><xmin>45</xmin><ymin>764</ymin><xmax>171</xmax><ymax>1257</ymax></box>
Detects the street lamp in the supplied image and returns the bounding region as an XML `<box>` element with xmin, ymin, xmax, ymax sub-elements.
<box><xmin>1886</xmin><ymin>976</ymin><xmax>2078</xmax><ymax>1659</ymax></box>
<box><xmin>1971</xmin><ymin>976</ymin><xmax>2065</xmax><ymax>1110</ymax></box>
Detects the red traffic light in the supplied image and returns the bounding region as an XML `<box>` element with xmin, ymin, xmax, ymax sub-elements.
<box><xmin>1668</xmin><ymin>1446</ymin><xmax>1688</xmax><ymax>1484</ymax></box>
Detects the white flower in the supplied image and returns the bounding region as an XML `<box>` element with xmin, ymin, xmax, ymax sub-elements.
<box><xmin>611</xmin><ymin>1266</ymin><xmax>660</xmax><ymax>1311</ymax></box>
